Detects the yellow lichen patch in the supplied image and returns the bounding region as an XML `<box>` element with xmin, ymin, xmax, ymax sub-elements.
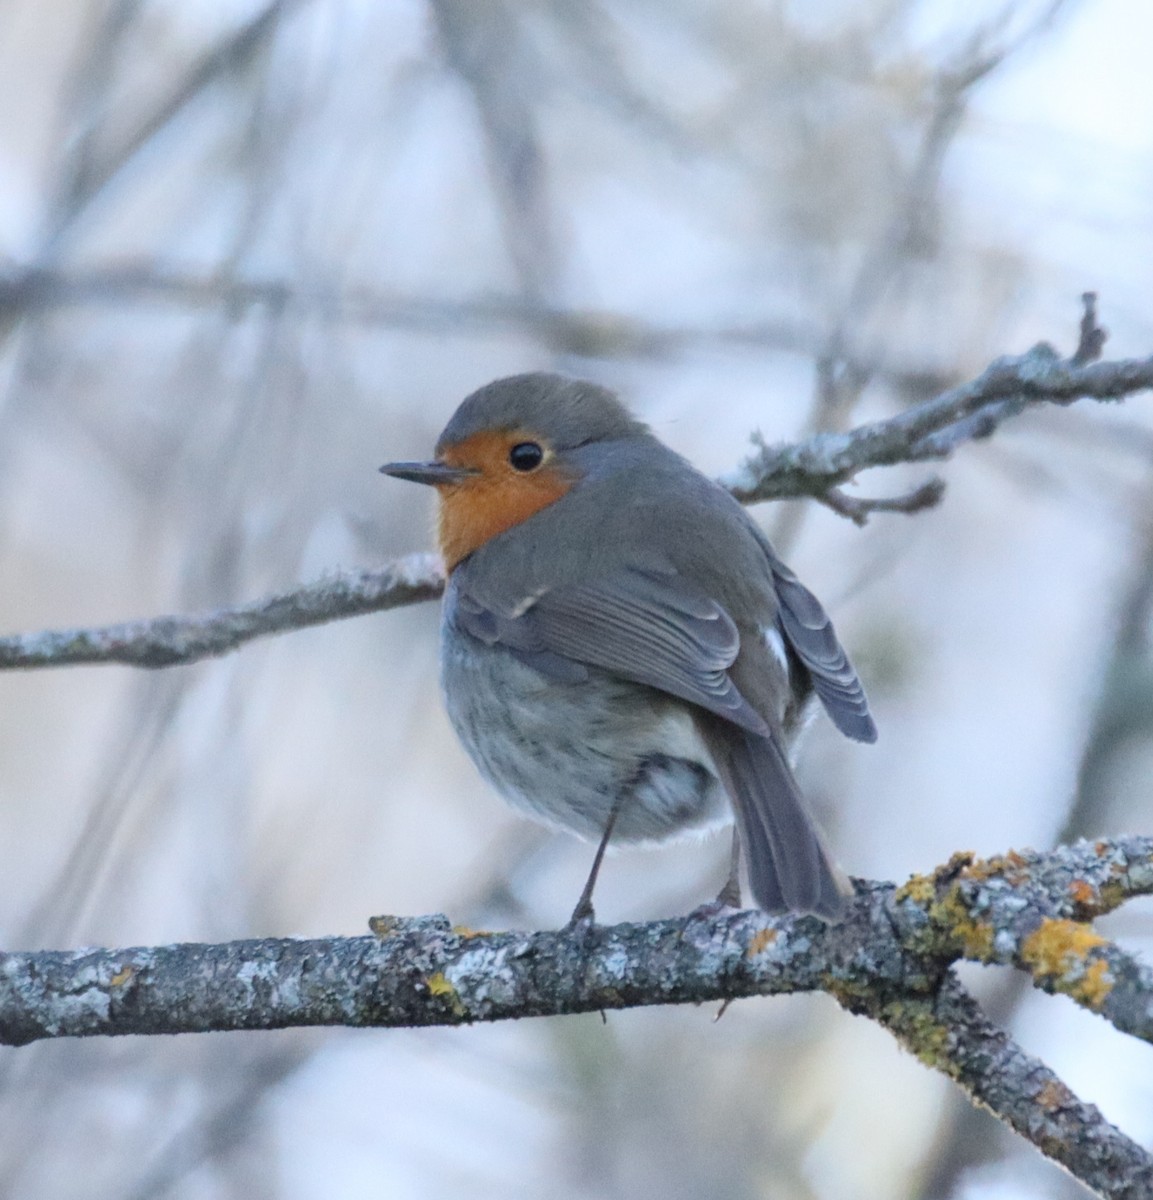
<box><xmin>928</xmin><ymin>885</ymin><xmax>995</xmax><ymax>959</ymax></box>
<box><xmin>1080</xmin><ymin>959</ymin><xmax>1114</xmax><ymax>1010</ymax></box>
<box><xmin>1037</xmin><ymin>1079</ymin><xmax>1072</xmax><ymax>1110</ymax></box>
<box><xmin>451</xmin><ymin>925</ymin><xmax>490</xmax><ymax>939</ymax></box>
<box><xmin>908</xmin><ymin>1025</ymin><xmax>952</xmax><ymax>1070</ymax></box>
<box><xmin>895</xmin><ymin>872</ymin><xmax>936</xmax><ymax>906</ymax></box>
<box><xmin>1021</xmin><ymin>918</ymin><xmax>1114</xmax><ymax>1009</ymax></box>
<box><xmin>368</xmin><ymin>915</ymin><xmax>401</xmax><ymax>938</ymax></box>
<box><xmin>426</xmin><ymin>972</ymin><xmax>467</xmax><ymax>1017</ymax></box>
<box><xmin>952</xmin><ymin>914</ymin><xmax>995</xmax><ymax>959</ymax></box>
<box><xmin>964</xmin><ymin>848</ymin><xmax>1030</xmax><ymax>886</ymax></box>
<box><xmin>879</xmin><ymin>999</ymin><xmax>952</xmax><ymax>1069</ymax></box>
<box><xmin>822</xmin><ymin>974</ymin><xmax>872</xmax><ymax>1008</ymax></box>
<box><xmin>962</xmin><ymin>856</ymin><xmax>1000</xmax><ymax>883</ymax></box>
<box><xmin>896</xmin><ymin>854</ymin><xmax>1023</xmax><ymax>962</ymax></box>
<box><xmin>746</xmin><ymin>928</ymin><xmax>779</xmax><ymax>957</ymax></box>
<box><xmin>1022</xmin><ymin>918</ymin><xmax>1107</xmax><ymax>975</ymax></box>
<box><xmin>109</xmin><ymin>965</ymin><xmax>135</xmax><ymax>988</ymax></box>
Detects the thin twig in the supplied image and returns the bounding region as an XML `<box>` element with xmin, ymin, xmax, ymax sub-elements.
<box><xmin>1072</xmin><ymin>291</ymin><xmax>1108</xmax><ymax>366</ymax></box>
<box><xmin>818</xmin><ymin>477</ymin><xmax>947</xmax><ymax>525</ymax></box>
<box><xmin>724</xmin><ymin>342</ymin><xmax>1153</xmax><ymax>504</ymax></box>
<box><xmin>42</xmin><ymin>0</ymin><xmax>308</xmax><ymax>252</ymax></box>
<box><xmin>0</xmin><ymin>264</ymin><xmax>819</xmax><ymax>359</ymax></box>
<box><xmin>0</xmin><ymin>556</ymin><xmax>443</xmax><ymax>670</ymax></box>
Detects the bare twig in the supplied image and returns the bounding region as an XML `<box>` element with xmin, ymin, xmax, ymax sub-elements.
<box><xmin>818</xmin><ymin>477</ymin><xmax>947</xmax><ymax>525</ymax></box>
<box><xmin>42</xmin><ymin>0</ymin><xmax>308</xmax><ymax>252</ymax></box>
<box><xmin>430</xmin><ymin>0</ymin><xmax>557</xmax><ymax>299</ymax></box>
<box><xmin>1073</xmin><ymin>291</ymin><xmax>1108</xmax><ymax>366</ymax></box>
<box><xmin>0</xmin><ymin>265</ymin><xmax>819</xmax><ymax>359</ymax></box>
<box><xmin>3</xmin><ymin>837</ymin><xmax>1153</xmax><ymax>1197</ymax></box>
<box><xmin>0</xmin><ymin>556</ymin><xmax>443</xmax><ymax>670</ymax></box>
<box><xmin>724</xmin><ymin>342</ymin><xmax>1153</xmax><ymax>504</ymax></box>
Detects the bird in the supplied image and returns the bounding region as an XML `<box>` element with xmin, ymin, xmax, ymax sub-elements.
<box><xmin>380</xmin><ymin>372</ymin><xmax>876</xmax><ymax>922</ymax></box>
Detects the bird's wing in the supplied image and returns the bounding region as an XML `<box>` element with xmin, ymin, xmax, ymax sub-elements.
<box><xmin>767</xmin><ymin>556</ymin><xmax>877</xmax><ymax>744</ymax></box>
<box><xmin>452</xmin><ymin>564</ymin><xmax>771</xmax><ymax>738</ymax></box>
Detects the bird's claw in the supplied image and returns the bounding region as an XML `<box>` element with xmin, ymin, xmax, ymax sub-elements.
<box><xmin>561</xmin><ymin>899</ymin><xmax>598</xmax><ymax>936</ymax></box>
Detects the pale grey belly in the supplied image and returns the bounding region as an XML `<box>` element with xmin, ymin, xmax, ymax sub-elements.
<box><xmin>440</xmin><ymin>629</ymin><xmax>730</xmax><ymax>844</ymax></box>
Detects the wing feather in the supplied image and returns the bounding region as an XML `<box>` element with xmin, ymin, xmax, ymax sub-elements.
<box><xmin>770</xmin><ymin>561</ymin><xmax>877</xmax><ymax>743</ymax></box>
<box><xmin>452</xmin><ymin>566</ymin><xmax>770</xmax><ymax>736</ymax></box>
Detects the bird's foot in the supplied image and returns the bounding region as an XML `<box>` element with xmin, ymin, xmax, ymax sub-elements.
<box><xmin>678</xmin><ymin>889</ymin><xmax>745</xmax><ymax>941</ymax></box>
<box><xmin>561</xmin><ymin>895</ymin><xmax>598</xmax><ymax>936</ymax></box>
<box><xmin>682</xmin><ymin>878</ymin><xmax>745</xmax><ymax>924</ymax></box>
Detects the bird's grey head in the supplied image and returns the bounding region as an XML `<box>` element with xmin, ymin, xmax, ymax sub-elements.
<box><xmin>435</xmin><ymin>373</ymin><xmax>647</xmax><ymax>456</ymax></box>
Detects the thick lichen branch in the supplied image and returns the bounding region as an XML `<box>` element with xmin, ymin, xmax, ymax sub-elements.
<box><xmin>3</xmin><ymin>837</ymin><xmax>1153</xmax><ymax>1197</ymax></box>
<box><xmin>896</xmin><ymin>837</ymin><xmax>1153</xmax><ymax>1046</ymax></box>
<box><xmin>865</xmin><ymin>973</ymin><xmax>1153</xmax><ymax>1200</ymax></box>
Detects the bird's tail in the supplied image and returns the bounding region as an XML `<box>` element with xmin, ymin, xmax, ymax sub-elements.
<box><xmin>700</xmin><ymin>721</ymin><xmax>851</xmax><ymax>920</ymax></box>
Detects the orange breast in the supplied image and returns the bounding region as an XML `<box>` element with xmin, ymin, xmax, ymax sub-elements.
<box><xmin>435</xmin><ymin>431</ymin><xmax>574</xmax><ymax>571</ymax></box>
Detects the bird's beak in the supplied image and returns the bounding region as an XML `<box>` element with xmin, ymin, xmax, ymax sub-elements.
<box><xmin>379</xmin><ymin>460</ymin><xmax>477</xmax><ymax>487</ymax></box>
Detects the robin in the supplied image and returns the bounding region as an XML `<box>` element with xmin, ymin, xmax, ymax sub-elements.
<box><xmin>380</xmin><ymin>373</ymin><xmax>876</xmax><ymax>922</ymax></box>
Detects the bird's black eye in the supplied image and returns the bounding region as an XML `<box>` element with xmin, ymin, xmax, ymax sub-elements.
<box><xmin>508</xmin><ymin>441</ymin><xmax>544</xmax><ymax>472</ymax></box>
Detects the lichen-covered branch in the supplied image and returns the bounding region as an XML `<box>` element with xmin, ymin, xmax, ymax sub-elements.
<box><xmin>3</xmin><ymin>838</ymin><xmax>1153</xmax><ymax>1197</ymax></box>
<box><xmin>863</xmin><ymin>973</ymin><xmax>1153</xmax><ymax>1200</ymax></box>
<box><xmin>896</xmin><ymin>838</ymin><xmax>1153</xmax><ymax>1045</ymax></box>
<box><xmin>0</xmin><ymin>555</ymin><xmax>443</xmax><ymax>670</ymax></box>
<box><xmin>2</xmin><ymin>306</ymin><xmax>1151</xmax><ymax>672</ymax></box>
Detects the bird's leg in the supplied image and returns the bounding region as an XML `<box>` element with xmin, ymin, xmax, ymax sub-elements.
<box><xmin>715</xmin><ymin>826</ymin><xmax>743</xmax><ymax>909</ymax></box>
<box><xmin>709</xmin><ymin>831</ymin><xmax>746</xmax><ymax>1021</ymax></box>
<box><xmin>682</xmin><ymin>828</ymin><xmax>743</xmax><ymax>928</ymax></box>
<box><xmin>564</xmin><ymin>793</ymin><xmax>625</xmax><ymax>930</ymax></box>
